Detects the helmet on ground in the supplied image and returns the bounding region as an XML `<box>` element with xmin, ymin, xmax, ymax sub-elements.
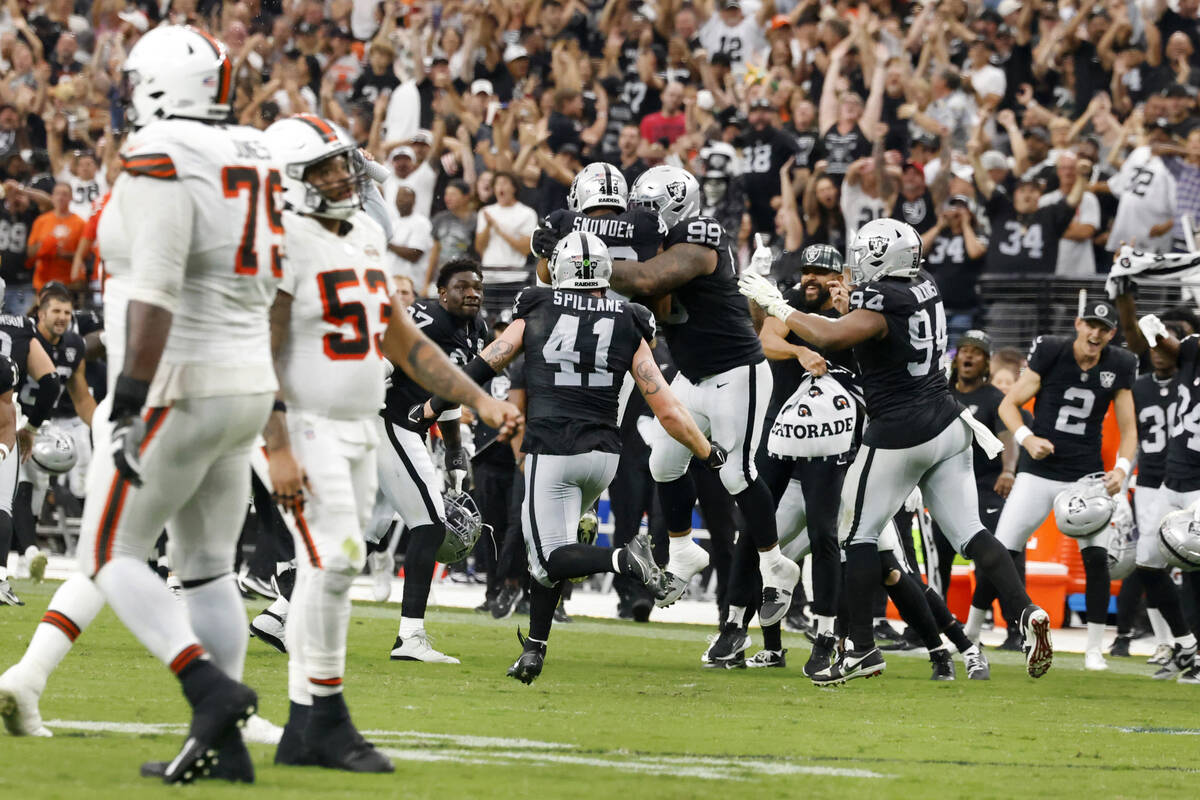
<box><xmin>1158</xmin><ymin>508</ymin><xmax>1200</xmax><ymax>571</ymax></box>
<box><xmin>122</xmin><ymin>25</ymin><xmax>235</xmax><ymax>128</ymax></box>
<box><xmin>265</xmin><ymin>115</ymin><xmax>367</xmax><ymax>220</ymax></box>
<box><xmin>630</xmin><ymin>165</ymin><xmax>700</xmax><ymax>229</ymax></box>
<box><xmin>548</xmin><ymin>231</ymin><xmax>612</xmax><ymax>290</ymax></box>
<box><xmin>847</xmin><ymin>218</ymin><xmax>922</xmax><ymax>284</ymax></box>
<box><xmin>437</xmin><ymin>490</ymin><xmax>487</xmax><ymax>564</ymax></box>
<box><xmin>568</xmin><ymin>162</ymin><xmax>627</xmax><ymax>213</ymax></box>
<box><xmin>1105</xmin><ymin>495</ymin><xmax>1136</xmax><ymax>580</ymax></box>
<box><xmin>31</xmin><ymin>425</ymin><xmax>77</xmax><ymax>474</ymax></box>
<box><xmin>1053</xmin><ymin>473</ymin><xmax>1115</xmax><ymax>538</ymax></box>
<box><xmin>800</xmin><ymin>243</ymin><xmax>844</xmax><ymax>273</ymax></box>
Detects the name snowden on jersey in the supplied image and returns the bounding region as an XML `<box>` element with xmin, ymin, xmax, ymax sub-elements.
<box><xmin>552</xmin><ymin>291</ymin><xmax>624</xmax><ymax>312</ymax></box>
<box><xmin>569</xmin><ymin>216</ymin><xmax>636</xmax><ymax>238</ymax></box>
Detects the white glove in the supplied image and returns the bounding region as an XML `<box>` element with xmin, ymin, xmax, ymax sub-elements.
<box><xmin>738</xmin><ymin>271</ymin><xmax>796</xmax><ymax>322</ymax></box>
<box><xmin>903</xmin><ymin>488</ymin><xmax>923</xmax><ymax>513</ymax></box>
<box><xmin>748</xmin><ymin>233</ymin><xmax>773</xmax><ymax>276</ymax></box>
<box><xmin>1139</xmin><ymin>313</ymin><xmax>1168</xmax><ymax>347</ymax></box>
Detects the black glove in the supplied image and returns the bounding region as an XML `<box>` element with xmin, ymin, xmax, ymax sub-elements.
<box><xmin>703</xmin><ymin>440</ymin><xmax>727</xmax><ymax>471</ymax></box>
<box><xmin>446</xmin><ymin>447</ymin><xmax>469</xmax><ymax>491</ymax></box>
<box><xmin>405</xmin><ymin>402</ymin><xmax>435</xmax><ymax>433</ymax></box>
<box><xmin>110</xmin><ymin>375</ymin><xmax>150</xmax><ymax>486</ymax></box>
<box><xmin>530</xmin><ymin>221</ymin><xmax>561</xmax><ymax>260</ymax></box>
<box><xmin>1107</xmin><ymin>275</ymin><xmax>1137</xmax><ymax>301</ymax></box>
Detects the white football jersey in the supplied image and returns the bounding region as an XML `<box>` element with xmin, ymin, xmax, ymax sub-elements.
<box><xmin>97</xmin><ymin>119</ymin><xmax>283</xmax><ymax>403</ymax></box>
<box><xmin>1107</xmin><ymin>145</ymin><xmax>1176</xmax><ymax>254</ymax></box>
<box><xmin>841</xmin><ymin>181</ymin><xmax>888</xmax><ymax>249</ymax></box>
<box><xmin>277</xmin><ymin>210</ymin><xmax>392</xmax><ymax>420</ymax></box>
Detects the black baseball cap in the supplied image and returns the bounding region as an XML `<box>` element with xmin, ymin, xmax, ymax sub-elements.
<box><xmin>957</xmin><ymin>329</ymin><xmax>992</xmax><ymax>356</ymax></box>
<box><xmin>1081</xmin><ymin>300</ymin><xmax>1117</xmax><ymax>329</ymax></box>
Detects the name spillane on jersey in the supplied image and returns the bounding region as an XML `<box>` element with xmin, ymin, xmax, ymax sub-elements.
<box><xmin>277</xmin><ymin>210</ymin><xmax>392</xmax><ymax>420</ymax></box>
<box><xmin>848</xmin><ymin>271</ymin><xmax>961</xmax><ymax>448</ymax></box>
<box><xmin>545</xmin><ymin>206</ymin><xmax>665</xmax><ymax>263</ymax></box>
<box><xmin>1133</xmin><ymin>372</ymin><xmax>1173</xmax><ymax>489</ymax></box>
<box><xmin>1021</xmin><ymin>335</ymin><xmax>1136</xmax><ymax>481</ymax></box>
<box><xmin>515</xmin><ymin>286</ymin><xmax>655</xmax><ymax>456</ymax></box>
<box><xmin>96</xmin><ymin>119</ymin><xmax>282</xmax><ymax>401</ymax></box>
<box><xmin>384</xmin><ymin>297</ymin><xmax>489</xmax><ymax>426</ymax></box>
<box><xmin>658</xmin><ymin>215</ymin><xmax>762</xmax><ymax>382</ymax></box>
<box><xmin>1166</xmin><ymin>336</ymin><xmax>1200</xmax><ymax>492</ymax></box>
<box><xmin>31</xmin><ymin>327</ymin><xmax>85</xmax><ymax>419</ymax></box>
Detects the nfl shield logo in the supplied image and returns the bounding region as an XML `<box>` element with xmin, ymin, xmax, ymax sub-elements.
<box><xmin>1100</xmin><ymin>371</ymin><xmax>1115</xmax><ymax>388</ymax></box>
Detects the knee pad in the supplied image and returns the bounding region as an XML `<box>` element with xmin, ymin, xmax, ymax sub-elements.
<box><xmin>718</xmin><ymin>460</ymin><xmax>750</xmax><ymax>496</ymax></box>
<box><xmin>649</xmin><ymin>440</ymin><xmax>691</xmax><ymax>484</ymax></box>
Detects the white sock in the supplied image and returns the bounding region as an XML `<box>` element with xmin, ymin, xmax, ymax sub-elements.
<box><xmin>19</xmin><ymin>574</ymin><xmax>105</xmax><ymax>685</ymax></box>
<box><xmin>758</xmin><ymin>545</ymin><xmax>784</xmax><ymax>573</ymax></box>
<box><xmin>727</xmin><ymin>605</ymin><xmax>745</xmax><ymax>626</ymax></box>
<box><xmin>1086</xmin><ymin>622</ymin><xmax>1106</xmax><ymax>653</ymax></box>
<box><xmin>286</xmin><ymin>569</ymin><xmax>311</xmax><ymax>706</ymax></box>
<box><xmin>964</xmin><ymin>606</ymin><xmax>988</xmax><ymax>643</ymax></box>
<box><xmin>816</xmin><ymin>614</ymin><xmax>835</xmax><ymax>636</ymax></box>
<box><xmin>399</xmin><ymin>615</ymin><xmax>424</xmax><ymax>638</ymax></box>
<box><xmin>95</xmin><ymin>557</ymin><xmax>201</xmax><ymax>670</ymax></box>
<box><xmin>183</xmin><ymin>573</ymin><xmax>248</xmax><ymax>681</ymax></box>
<box><xmin>668</xmin><ymin>534</ymin><xmax>695</xmax><ymax>559</ymax></box>
<box><xmin>303</xmin><ymin>569</ymin><xmax>353</xmax><ymax>697</ymax></box>
<box><xmin>23</xmin><ymin>544</ymin><xmax>39</xmax><ymax>559</ymax></box>
<box><xmin>1148</xmin><ymin>608</ymin><xmax>1172</xmax><ymax>646</ymax></box>
<box><xmin>1178</xmin><ymin>633</ymin><xmax>1198</xmax><ymax>650</ymax></box>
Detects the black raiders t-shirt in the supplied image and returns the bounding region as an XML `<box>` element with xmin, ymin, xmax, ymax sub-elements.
<box><xmin>1133</xmin><ymin>372</ymin><xmax>1173</xmax><ymax>490</ymax></box>
<box><xmin>0</xmin><ymin>204</ymin><xmax>35</xmax><ymax>284</ymax></box>
<box><xmin>848</xmin><ymin>272</ymin><xmax>961</xmax><ymax>448</ymax></box>
<box><xmin>32</xmin><ymin>328</ymin><xmax>84</xmax><ymax>418</ymax></box>
<box><xmin>545</xmin><ymin>206</ymin><xmax>664</xmax><ymax>263</ymax></box>
<box><xmin>952</xmin><ymin>382</ymin><xmax>1006</xmax><ymax>490</ymax></box>
<box><xmin>384</xmin><ymin>299</ymin><xmax>489</xmax><ymax>428</ymax></box>
<box><xmin>514</xmin><ymin>287</ymin><xmax>654</xmax><ymax>455</ymax></box>
<box><xmin>892</xmin><ymin>190</ymin><xmax>936</xmax><ymax>234</ymax></box>
<box><xmin>1020</xmin><ymin>335</ymin><xmax>1137</xmax><ymax>481</ymax></box>
<box><xmin>0</xmin><ymin>352</ymin><xmax>16</xmax><ymax>395</ymax></box>
<box><xmin>814</xmin><ymin>123</ymin><xmax>871</xmax><ymax>185</ymax></box>
<box><xmin>0</xmin><ymin>314</ymin><xmax>37</xmax><ymax>386</ymax></box>
<box><xmin>740</xmin><ymin>126</ymin><xmax>799</xmax><ymax>230</ymax></box>
<box><xmin>1166</xmin><ymin>336</ymin><xmax>1200</xmax><ymax>492</ymax></box>
<box><xmin>924</xmin><ymin>229</ymin><xmax>988</xmax><ymax>311</ymax></box>
<box><xmin>982</xmin><ymin>188</ymin><xmax>1075</xmax><ymax>274</ymax></box>
<box><xmin>658</xmin><ymin>215</ymin><xmax>763</xmax><ymax>382</ymax></box>
<box><xmin>782</xmin><ymin>124</ymin><xmax>819</xmax><ymax>170</ymax></box>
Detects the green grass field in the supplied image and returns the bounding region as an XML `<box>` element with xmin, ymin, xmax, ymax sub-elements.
<box><xmin>0</xmin><ymin>578</ymin><xmax>1195</xmax><ymax>799</ymax></box>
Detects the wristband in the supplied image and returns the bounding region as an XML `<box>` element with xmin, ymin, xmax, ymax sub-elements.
<box><xmin>21</xmin><ymin>422</ymin><xmax>36</xmax><ymax>435</ymax></box>
<box><xmin>111</xmin><ymin>374</ymin><xmax>150</xmax><ymax>419</ymax></box>
<box><xmin>1000</xmin><ymin>470</ymin><xmax>1015</xmax><ymax>478</ymax></box>
<box><xmin>1014</xmin><ymin>425</ymin><xmax>1033</xmax><ymax>446</ymax></box>
<box><xmin>273</xmin><ymin>399</ymin><xmax>287</xmax><ymax>413</ymax></box>
<box><xmin>1114</xmin><ymin>457</ymin><xmax>1132</xmax><ymax>476</ymax></box>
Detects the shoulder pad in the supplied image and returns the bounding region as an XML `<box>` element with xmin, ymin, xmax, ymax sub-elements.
<box><xmin>628</xmin><ymin>301</ymin><xmax>656</xmax><ymax>342</ymax></box>
<box><xmin>513</xmin><ymin>286</ymin><xmax>551</xmax><ymax>319</ymax></box>
<box><xmin>666</xmin><ymin>216</ymin><xmax>724</xmax><ymax>250</ymax></box>
<box><xmin>849</xmin><ymin>280</ymin><xmax>913</xmax><ymax>314</ymax></box>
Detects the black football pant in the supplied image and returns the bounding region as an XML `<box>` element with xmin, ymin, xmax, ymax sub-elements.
<box><xmin>474</xmin><ymin>460</ymin><xmax>518</xmax><ymax>602</ymax></box>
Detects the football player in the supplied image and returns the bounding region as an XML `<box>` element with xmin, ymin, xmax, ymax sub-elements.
<box><xmin>609</xmin><ymin>165</ymin><xmax>799</xmax><ymax>627</ymax></box>
<box><xmin>419</xmin><ymin>231</ymin><xmax>723</xmax><ymax>683</ymax></box>
<box><xmin>378</xmin><ymin>257</ymin><xmax>490</xmax><ymax>663</ymax></box>
<box><xmin>740</xmin><ymin>217</ymin><xmax>1053</xmax><ymax>683</ymax></box>
<box><xmin>965</xmin><ymin>301</ymin><xmax>1137</xmax><ymax>672</ymax></box>
<box><xmin>0</xmin><ymin>352</ymin><xmax>21</xmax><ymax>604</ymax></box>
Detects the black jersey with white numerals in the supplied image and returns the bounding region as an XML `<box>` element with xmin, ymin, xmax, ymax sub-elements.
<box><xmin>1166</xmin><ymin>336</ymin><xmax>1200</xmax><ymax>492</ymax></box>
<box><xmin>1133</xmin><ymin>372</ymin><xmax>1173</xmax><ymax>490</ymax></box>
<box><xmin>545</xmin><ymin>206</ymin><xmax>665</xmax><ymax>264</ymax></box>
<box><xmin>515</xmin><ymin>286</ymin><xmax>654</xmax><ymax>456</ymax></box>
<box><xmin>849</xmin><ymin>271</ymin><xmax>961</xmax><ymax>448</ymax></box>
<box><xmin>29</xmin><ymin>328</ymin><xmax>85</xmax><ymax>419</ymax></box>
<box><xmin>383</xmin><ymin>298</ymin><xmax>489</xmax><ymax>429</ymax></box>
<box><xmin>658</xmin><ymin>215</ymin><xmax>763</xmax><ymax>382</ymax></box>
<box><xmin>0</xmin><ymin>352</ymin><xmax>17</xmax><ymax>395</ymax></box>
<box><xmin>1022</xmin><ymin>335</ymin><xmax>1136</xmax><ymax>481</ymax></box>
<box><xmin>0</xmin><ymin>314</ymin><xmax>37</xmax><ymax>387</ymax></box>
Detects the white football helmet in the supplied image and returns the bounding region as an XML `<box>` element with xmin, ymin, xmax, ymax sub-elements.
<box><xmin>122</xmin><ymin>25</ymin><xmax>234</xmax><ymax>128</ymax></box>
<box><xmin>630</xmin><ymin>165</ymin><xmax>700</xmax><ymax>229</ymax></box>
<box><xmin>568</xmin><ymin>162</ymin><xmax>627</xmax><ymax>213</ymax></box>
<box><xmin>1052</xmin><ymin>473</ymin><xmax>1116</xmax><ymax>539</ymax></box>
<box><xmin>1105</xmin><ymin>495</ymin><xmax>1136</xmax><ymax>580</ymax></box>
<box><xmin>30</xmin><ymin>425</ymin><xmax>77</xmax><ymax>474</ymax></box>
<box><xmin>1158</xmin><ymin>509</ymin><xmax>1200</xmax><ymax>571</ymax></box>
<box><xmin>847</xmin><ymin>218</ymin><xmax>923</xmax><ymax>284</ymax></box>
<box><xmin>548</xmin><ymin>231</ymin><xmax>612</xmax><ymax>290</ymax></box>
<box><xmin>265</xmin><ymin>115</ymin><xmax>366</xmax><ymax>220</ymax></box>
<box><xmin>437</xmin><ymin>490</ymin><xmax>486</xmax><ymax>564</ymax></box>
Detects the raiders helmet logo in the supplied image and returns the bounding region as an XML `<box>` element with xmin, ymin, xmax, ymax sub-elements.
<box><xmin>797</xmin><ymin>403</ymin><xmax>812</xmax><ymax>417</ymax></box>
<box><xmin>833</xmin><ymin>395</ymin><xmax>850</xmax><ymax>410</ymax></box>
<box><xmin>867</xmin><ymin>235</ymin><xmax>890</xmax><ymax>261</ymax></box>
<box><xmin>1068</xmin><ymin>496</ymin><xmax>1086</xmax><ymax>515</ymax></box>
<box><xmin>1100</xmin><ymin>371</ymin><xmax>1116</xmax><ymax>388</ymax></box>
<box><xmin>665</xmin><ymin>181</ymin><xmax>687</xmax><ymax>203</ymax></box>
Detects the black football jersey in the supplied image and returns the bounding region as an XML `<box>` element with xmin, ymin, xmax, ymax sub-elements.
<box><xmin>982</xmin><ymin>190</ymin><xmax>1075</xmax><ymax>274</ymax></box>
<box><xmin>1022</xmin><ymin>335</ymin><xmax>1137</xmax><ymax>481</ymax></box>
<box><xmin>0</xmin><ymin>314</ymin><xmax>37</xmax><ymax>387</ymax></box>
<box><xmin>892</xmin><ymin>190</ymin><xmax>937</xmax><ymax>234</ymax></box>
<box><xmin>545</xmin><ymin>206</ymin><xmax>665</xmax><ymax>263</ymax></box>
<box><xmin>1166</xmin><ymin>336</ymin><xmax>1200</xmax><ymax>491</ymax></box>
<box><xmin>72</xmin><ymin>308</ymin><xmax>103</xmax><ymax>337</ymax></box>
<box><xmin>383</xmin><ymin>298</ymin><xmax>489</xmax><ymax>427</ymax></box>
<box><xmin>0</xmin><ymin>353</ymin><xmax>17</xmax><ymax>395</ymax></box>
<box><xmin>1133</xmin><ymin>372</ymin><xmax>1173</xmax><ymax>489</ymax></box>
<box><xmin>515</xmin><ymin>286</ymin><xmax>654</xmax><ymax>456</ymax></box>
<box><xmin>848</xmin><ymin>271</ymin><xmax>961</xmax><ymax>448</ymax></box>
<box><xmin>952</xmin><ymin>382</ymin><xmax>1006</xmax><ymax>489</ymax></box>
<box><xmin>31</xmin><ymin>329</ymin><xmax>86</xmax><ymax>418</ymax></box>
<box><xmin>659</xmin><ymin>216</ymin><xmax>763</xmax><ymax>382</ymax></box>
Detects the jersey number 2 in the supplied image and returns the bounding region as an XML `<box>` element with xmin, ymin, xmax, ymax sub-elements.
<box><xmin>222</xmin><ymin>166</ymin><xmax>283</xmax><ymax>277</ymax></box>
<box><xmin>543</xmin><ymin>314</ymin><xmax>615</xmax><ymax>387</ymax></box>
<box><xmin>318</xmin><ymin>268</ymin><xmax>390</xmax><ymax>360</ymax></box>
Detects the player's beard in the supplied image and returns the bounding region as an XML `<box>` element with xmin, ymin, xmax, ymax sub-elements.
<box><xmin>801</xmin><ymin>281</ymin><xmax>830</xmax><ymax>311</ymax></box>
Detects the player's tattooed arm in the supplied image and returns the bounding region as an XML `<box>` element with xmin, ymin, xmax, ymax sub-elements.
<box><xmin>480</xmin><ymin>321</ymin><xmax>525</xmax><ymax>372</ymax></box>
<box><xmin>633</xmin><ymin>358</ymin><xmax>661</xmax><ymax>395</ymax></box>
<box><xmin>610</xmin><ymin>244</ymin><xmax>717</xmax><ymax>296</ymax></box>
<box><xmin>631</xmin><ymin>340</ymin><xmax>709</xmax><ymax>458</ymax></box>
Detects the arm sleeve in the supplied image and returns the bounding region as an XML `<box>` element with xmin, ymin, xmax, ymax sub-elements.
<box><xmin>122</xmin><ymin>177</ymin><xmax>196</xmax><ymax>314</ymax></box>
<box><xmin>629</xmin><ymin>302</ymin><xmax>656</xmax><ymax>343</ymax></box>
<box><xmin>362</xmin><ymin>182</ymin><xmax>395</xmax><ymax>241</ymax></box>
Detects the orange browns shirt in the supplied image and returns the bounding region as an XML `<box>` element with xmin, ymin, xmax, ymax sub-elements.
<box><xmin>28</xmin><ymin>209</ymin><xmax>85</xmax><ymax>289</ymax></box>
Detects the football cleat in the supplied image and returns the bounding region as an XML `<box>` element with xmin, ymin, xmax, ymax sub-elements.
<box><xmin>759</xmin><ymin>558</ymin><xmax>801</xmax><ymax>627</ymax></box>
<box><xmin>930</xmin><ymin>649</ymin><xmax>955</xmax><ymax>681</ymax></box>
<box><xmin>619</xmin><ymin>533</ymin><xmax>661</xmax><ymax>589</ymax></box>
<box><xmin>1152</xmin><ymin>643</ymin><xmax>1196</xmax><ymax>680</ymax></box>
<box><xmin>803</xmin><ymin>634</ymin><xmax>838</xmax><ymax>680</ymax></box>
<box><xmin>390</xmin><ymin>632</ymin><xmax>460</xmax><ymax>663</ymax></box>
<box><xmin>0</xmin><ymin>579</ymin><xmax>24</xmax><ymax>606</ymax></box>
<box><xmin>1021</xmin><ymin>605</ymin><xmax>1053</xmax><ymax>678</ymax></box>
<box><xmin>161</xmin><ymin>672</ymin><xmax>257</xmax><ymax>784</ymax></box>
<box><xmin>963</xmin><ymin>644</ymin><xmax>990</xmax><ymax>680</ymax></box>
<box><xmin>703</xmin><ymin>623</ymin><xmax>750</xmax><ymax>668</ymax></box>
<box><xmin>656</xmin><ymin>538</ymin><xmax>709</xmax><ymax>607</ymax></box>
<box><xmin>1148</xmin><ymin>643</ymin><xmax>1175</xmax><ymax>665</ymax></box>
<box><xmin>275</xmin><ymin>703</ymin><xmax>316</xmax><ymax>766</ymax></box>
<box><xmin>249</xmin><ymin>609</ymin><xmax>287</xmax><ymax>654</ymax></box>
<box><xmin>0</xmin><ymin>665</ymin><xmax>51</xmax><ymax>737</ymax></box>
<box><xmin>141</xmin><ymin>730</ymin><xmax>254</xmax><ymax>783</ymax></box>
<box><xmin>784</xmin><ymin>603</ymin><xmax>816</xmax><ymax>636</ymax></box>
<box><xmin>367</xmin><ymin>551</ymin><xmax>394</xmax><ymax>603</ymax></box>
<box><xmin>1109</xmin><ymin>635</ymin><xmax>1132</xmax><ymax>658</ymax></box>
<box><xmin>236</xmin><ymin>566</ymin><xmax>277</xmax><ymax>600</ymax></box>
<box><xmin>631</xmin><ymin>594</ymin><xmax>653</xmax><ymax>623</ymax></box>
<box><xmin>810</xmin><ymin>647</ymin><xmax>886</xmax><ymax>686</ymax></box>
<box><xmin>507</xmin><ymin>630</ymin><xmax>546</xmax><ymax>685</ymax></box>
<box><xmin>746</xmin><ymin>649</ymin><xmax>787</xmax><ymax>668</ymax></box>
<box><xmin>1084</xmin><ymin>648</ymin><xmax>1108</xmax><ymax>672</ymax></box>
<box><xmin>492</xmin><ymin>583</ymin><xmax>521</xmax><ymax>620</ymax></box>
<box><xmin>303</xmin><ymin>695</ymin><xmax>394</xmax><ymax>773</ymax></box>
<box><xmin>577</xmin><ymin>508</ymin><xmax>599</xmax><ymax>545</ymax></box>
<box><xmin>872</xmin><ymin>620</ymin><xmax>903</xmax><ymax>645</ymax></box>
<box><xmin>243</xmin><ymin>714</ymin><xmax>283</xmax><ymax>745</ymax></box>
<box><xmin>1178</xmin><ymin>663</ymin><xmax>1200</xmax><ymax>684</ymax></box>
<box><xmin>553</xmin><ymin>603</ymin><xmax>572</xmax><ymax>624</ymax></box>
<box><xmin>880</xmin><ymin>626</ymin><xmax>921</xmax><ymax>651</ymax></box>
<box><xmin>997</xmin><ymin>626</ymin><xmax>1023</xmax><ymax>652</ymax></box>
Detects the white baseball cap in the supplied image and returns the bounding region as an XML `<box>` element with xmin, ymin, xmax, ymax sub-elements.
<box><xmin>470</xmin><ymin>79</ymin><xmax>495</xmax><ymax>96</ymax></box>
